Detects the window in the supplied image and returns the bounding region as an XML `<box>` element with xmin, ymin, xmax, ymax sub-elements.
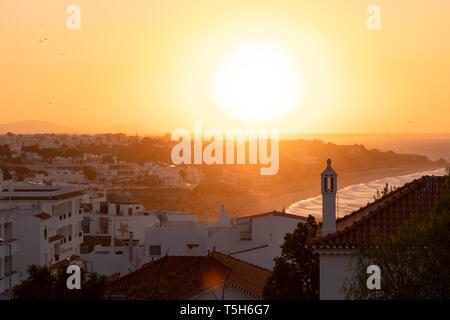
<box><xmin>69</xmin><ymin>212</ymin><xmax>72</xmax><ymax>218</ymax></box>
<box><xmin>324</xmin><ymin>175</ymin><xmax>334</xmax><ymax>192</ymax></box>
<box><xmin>128</xmin><ymin>207</ymin><xmax>132</xmax><ymax>216</ymax></box>
<box><xmin>149</xmin><ymin>245</ymin><xmax>161</xmax><ymax>256</ymax></box>
<box><xmin>44</xmin><ymin>227</ymin><xmax>47</xmax><ymax>240</ymax></box>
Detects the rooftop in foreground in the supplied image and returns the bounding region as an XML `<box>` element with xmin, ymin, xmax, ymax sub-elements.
<box><xmin>311</xmin><ymin>175</ymin><xmax>447</xmax><ymax>248</ymax></box>
<box><xmin>106</xmin><ymin>251</ymin><xmax>271</xmax><ymax>299</ymax></box>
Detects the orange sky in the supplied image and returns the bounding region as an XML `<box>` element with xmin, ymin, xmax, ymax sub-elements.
<box><xmin>1</xmin><ymin>0</ymin><xmax>449</xmax><ymax>134</ymax></box>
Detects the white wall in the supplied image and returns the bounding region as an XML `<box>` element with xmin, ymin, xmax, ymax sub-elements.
<box><xmin>84</xmin><ymin>247</ymin><xmax>123</xmax><ymax>276</ymax></box>
<box><xmin>208</xmin><ymin>228</ymin><xmax>241</xmax><ymax>252</ymax></box>
<box><xmin>252</xmin><ymin>215</ymin><xmax>302</xmax><ymax>246</ymax></box>
<box><xmin>232</xmin><ymin>246</ymin><xmax>275</xmax><ymax>270</ymax></box>
<box><xmin>319</xmin><ymin>253</ymin><xmax>353</xmax><ymax>300</ymax></box>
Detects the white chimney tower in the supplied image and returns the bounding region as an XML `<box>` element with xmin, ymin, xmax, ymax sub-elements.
<box><xmin>321</xmin><ymin>159</ymin><xmax>337</xmax><ymax>236</ymax></box>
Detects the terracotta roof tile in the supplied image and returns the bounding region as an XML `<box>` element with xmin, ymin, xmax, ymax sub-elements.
<box><xmin>49</xmin><ymin>258</ymin><xmax>71</xmax><ymax>271</ymax></box>
<box><xmin>34</xmin><ymin>212</ymin><xmax>52</xmax><ymax>220</ymax></box>
<box><xmin>312</xmin><ymin>175</ymin><xmax>448</xmax><ymax>247</ymax></box>
<box><xmin>81</xmin><ymin>235</ymin><xmax>124</xmax><ymax>254</ymax></box>
<box><xmin>48</xmin><ymin>234</ymin><xmax>64</xmax><ymax>243</ymax></box>
<box><xmin>106</xmin><ymin>252</ymin><xmax>271</xmax><ymax>299</ymax></box>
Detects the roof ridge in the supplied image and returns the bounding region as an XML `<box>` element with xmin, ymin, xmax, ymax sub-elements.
<box><xmin>235</xmin><ymin>210</ymin><xmax>307</xmax><ymax>221</ymax></box>
<box><xmin>314</xmin><ymin>175</ymin><xmax>447</xmax><ymax>246</ymax></box>
<box><xmin>211</xmin><ymin>250</ymin><xmax>272</xmax><ymax>272</ymax></box>
<box><xmin>335</xmin><ymin>176</ymin><xmax>425</xmax><ymax>224</ymax></box>
<box><xmin>227</xmin><ymin>244</ymin><xmax>269</xmax><ymax>255</ymax></box>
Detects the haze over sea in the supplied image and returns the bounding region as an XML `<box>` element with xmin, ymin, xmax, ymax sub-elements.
<box><xmin>287</xmin><ymin>168</ymin><xmax>447</xmax><ymax>219</ymax></box>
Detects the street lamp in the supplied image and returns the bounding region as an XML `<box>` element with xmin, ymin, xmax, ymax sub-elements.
<box><xmin>0</xmin><ymin>238</ymin><xmax>12</xmax><ymax>300</ymax></box>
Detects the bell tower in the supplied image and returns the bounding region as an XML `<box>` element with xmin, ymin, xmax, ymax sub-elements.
<box><xmin>321</xmin><ymin>159</ymin><xmax>337</xmax><ymax>236</ymax></box>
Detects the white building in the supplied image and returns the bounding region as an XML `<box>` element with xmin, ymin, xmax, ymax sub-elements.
<box><xmin>311</xmin><ymin>160</ymin><xmax>448</xmax><ymax>300</ymax></box>
<box><xmin>83</xmin><ymin>232</ymin><xmax>144</xmax><ymax>276</ymax></box>
<box><xmin>0</xmin><ymin>207</ymin><xmax>20</xmax><ymax>299</ymax></box>
<box><xmin>142</xmin><ymin>204</ymin><xmax>306</xmax><ymax>270</ymax></box>
<box><xmin>82</xmin><ymin>201</ymin><xmax>307</xmax><ymax>277</ymax></box>
<box><xmin>82</xmin><ymin>200</ymin><xmax>152</xmax><ymax>242</ymax></box>
<box><xmin>0</xmin><ymin>179</ymin><xmax>84</xmax><ymax>280</ymax></box>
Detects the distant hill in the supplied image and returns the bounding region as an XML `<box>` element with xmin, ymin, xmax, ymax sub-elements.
<box><xmin>282</xmin><ymin>133</ymin><xmax>450</xmax><ymax>162</ymax></box>
<box><xmin>0</xmin><ymin>121</ymin><xmax>77</xmax><ymax>134</ymax></box>
<box><xmin>0</xmin><ymin>121</ymin><xmax>158</xmax><ymax>135</ymax></box>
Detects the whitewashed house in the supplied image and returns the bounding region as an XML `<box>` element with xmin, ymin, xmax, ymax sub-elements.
<box><xmin>81</xmin><ymin>199</ymin><xmax>154</xmax><ymax>242</ymax></box>
<box><xmin>0</xmin><ymin>207</ymin><xmax>20</xmax><ymax>299</ymax></box>
<box><xmin>82</xmin><ymin>202</ymin><xmax>307</xmax><ymax>277</ymax></box>
<box><xmin>142</xmin><ymin>204</ymin><xmax>306</xmax><ymax>270</ymax></box>
<box><xmin>311</xmin><ymin>159</ymin><xmax>448</xmax><ymax>300</ymax></box>
<box><xmin>0</xmin><ymin>179</ymin><xmax>84</xmax><ymax>279</ymax></box>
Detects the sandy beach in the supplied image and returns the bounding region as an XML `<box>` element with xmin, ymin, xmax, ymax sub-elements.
<box><xmin>229</xmin><ymin>164</ymin><xmax>446</xmax><ymax>218</ymax></box>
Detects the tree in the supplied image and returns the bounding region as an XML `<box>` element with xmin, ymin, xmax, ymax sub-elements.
<box><xmin>13</xmin><ymin>265</ymin><xmax>56</xmax><ymax>300</ymax></box>
<box><xmin>344</xmin><ymin>187</ymin><xmax>450</xmax><ymax>300</ymax></box>
<box><xmin>263</xmin><ymin>215</ymin><xmax>319</xmax><ymax>300</ymax></box>
<box><xmin>373</xmin><ymin>182</ymin><xmax>397</xmax><ymax>201</ymax></box>
<box><xmin>14</xmin><ymin>264</ymin><xmax>106</xmax><ymax>300</ymax></box>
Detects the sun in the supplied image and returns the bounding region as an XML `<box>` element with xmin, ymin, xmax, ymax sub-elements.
<box><xmin>212</xmin><ymin>41</ymin><xmax>303</xmax><ymax>123</ymax></box>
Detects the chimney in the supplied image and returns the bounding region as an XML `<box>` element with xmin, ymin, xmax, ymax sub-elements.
<box><xmin>219</xmin><ymin>203</ymin><xmax>231</xmax><ymax>227</ymax></box>
<box><xmin>321</xmin><ymin>159</ymin><xmax>337</xmax><ymax>236</ymax></box>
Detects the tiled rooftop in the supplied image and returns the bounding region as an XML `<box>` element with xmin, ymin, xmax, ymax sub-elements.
<box><xmin>312</xmin><ymin>175</ymin><xmax>448</xmax><ymax>247</ymax></box>
<box><xmin>106</xmin><ymin>251</ymin><xmax>271</xmax><ymax>299</ymax></box>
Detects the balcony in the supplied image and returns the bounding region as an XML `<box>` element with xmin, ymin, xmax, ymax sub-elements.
<box><xmin>4</xmin><ymin>271</ymin><xmax>20</xmax><ymax>287</ymax></box>
<box><xmin>0</xmin><ymin>239</ymin><xmax>19</xmax><ymax>256</ymax></box>
<box><xmin>0</xmin><ymin>271</ymin><xmax>20</xmax><ymax>294</ymax></box>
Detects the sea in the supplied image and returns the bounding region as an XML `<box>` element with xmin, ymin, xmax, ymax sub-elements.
<box><xmin>287</xmin><ymin>168</ymin><xmax>447</xmax><ymax>219</ymax></box>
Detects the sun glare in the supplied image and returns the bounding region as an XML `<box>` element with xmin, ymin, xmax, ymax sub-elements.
<box><xmin>212</xmin><ymin>41</ymin><xmax>303</xmax><ymax>123</ymax></box>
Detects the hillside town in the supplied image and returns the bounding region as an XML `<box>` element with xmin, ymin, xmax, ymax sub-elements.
<box><xmin>1</xmin><ymin>135</ymin><xmax>448</xmax><ymax>299</ymax></box>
